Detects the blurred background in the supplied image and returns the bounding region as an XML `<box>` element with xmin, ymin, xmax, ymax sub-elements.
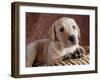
<box><xmin>26</xmin><ymin>13</ymin><xmax>89</xmax><ymax>46</ymax></box>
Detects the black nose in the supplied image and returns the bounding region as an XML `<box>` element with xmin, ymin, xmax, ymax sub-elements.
<box><xmin>68</xmin><ymin>35</ymin><xmax>75</xmax><ymax>42</ymax></box>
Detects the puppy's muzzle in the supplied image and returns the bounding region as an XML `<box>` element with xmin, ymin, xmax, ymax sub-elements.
<box><xmin>68</xmin><ymin>35</ymin><xmax>76</xmax><ymax>44</ymax></box>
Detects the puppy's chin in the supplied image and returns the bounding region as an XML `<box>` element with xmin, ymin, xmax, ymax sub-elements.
<box><xmin>71</xmin><ymin>41</ymin><xmax>77</xmax><ymax>45</ymax></box>
<box><xmin>54</xmin><ymin>40</ymin><xmax>79</xmax><ymax>49</ymax></box>
<box><xmin>63</xmin><ymin>44</ymin><xmax>76</xmax><ymax>48</ymax></box>
<box><xmin>62</xmin><ymin>41</ymin><xmax>78</xmax><ymax>48</ymax></box>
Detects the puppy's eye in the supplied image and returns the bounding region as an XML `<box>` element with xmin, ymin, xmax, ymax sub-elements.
<box><xmin>72</xmin><ymin>25</ymin><xmax>75</xmax><ymax>30</ymax></box>
<box><xmin>59</xmin><ymin>27</ymin><xmax>64</xmax><ymax>32</ymax></box>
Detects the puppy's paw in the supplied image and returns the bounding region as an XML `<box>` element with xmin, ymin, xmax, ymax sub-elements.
<box><xmin>72</xmin><ymin>47</ymin><xmax>83</xmax><ymax>59</ymax></box>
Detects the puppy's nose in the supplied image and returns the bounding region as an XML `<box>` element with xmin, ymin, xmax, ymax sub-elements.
<box><xmin>68</xmin><ymin>35</ymin><xmax>75</xmax><ymax>42</ymax></box>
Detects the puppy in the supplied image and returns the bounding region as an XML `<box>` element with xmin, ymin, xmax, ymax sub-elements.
<box><xmin>26</xmin><ymin>17</ymin><xmax>83</xmax><ymax>67</ymax></box>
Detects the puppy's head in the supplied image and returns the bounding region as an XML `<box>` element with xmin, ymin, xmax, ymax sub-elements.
<box><xmin>49</xmin><ymin>17</ymin><xmax>80</xmax><ymax>48</ymax></box>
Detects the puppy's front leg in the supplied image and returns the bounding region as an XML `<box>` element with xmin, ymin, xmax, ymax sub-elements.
<box><xmin>26</xmin><ymin>43</ymin><xmax>37</xmax><ymax>67</ymax></box>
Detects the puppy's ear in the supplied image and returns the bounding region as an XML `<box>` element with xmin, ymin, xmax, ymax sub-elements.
<box><xmin>77</xmin><ymin>26</ymin><xmax>81</xmax><ymax>39</ymax></box>
<box><xmin>48</xmin><ymin>24</ymin><xmax>57</xmax><ymax>41</ymax></box>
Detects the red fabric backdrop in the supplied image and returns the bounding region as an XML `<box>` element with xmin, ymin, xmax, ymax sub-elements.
<box><xmin>26</xmin><ymin>13</ymin><xmax>89</xmax><ymax>46</ymax></box>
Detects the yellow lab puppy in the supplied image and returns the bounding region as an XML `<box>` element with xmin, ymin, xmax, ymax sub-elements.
<box><xmin>26</xmin><ymin>17</ymin><xmax>82</xmax><ymax>67</ymax></box>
